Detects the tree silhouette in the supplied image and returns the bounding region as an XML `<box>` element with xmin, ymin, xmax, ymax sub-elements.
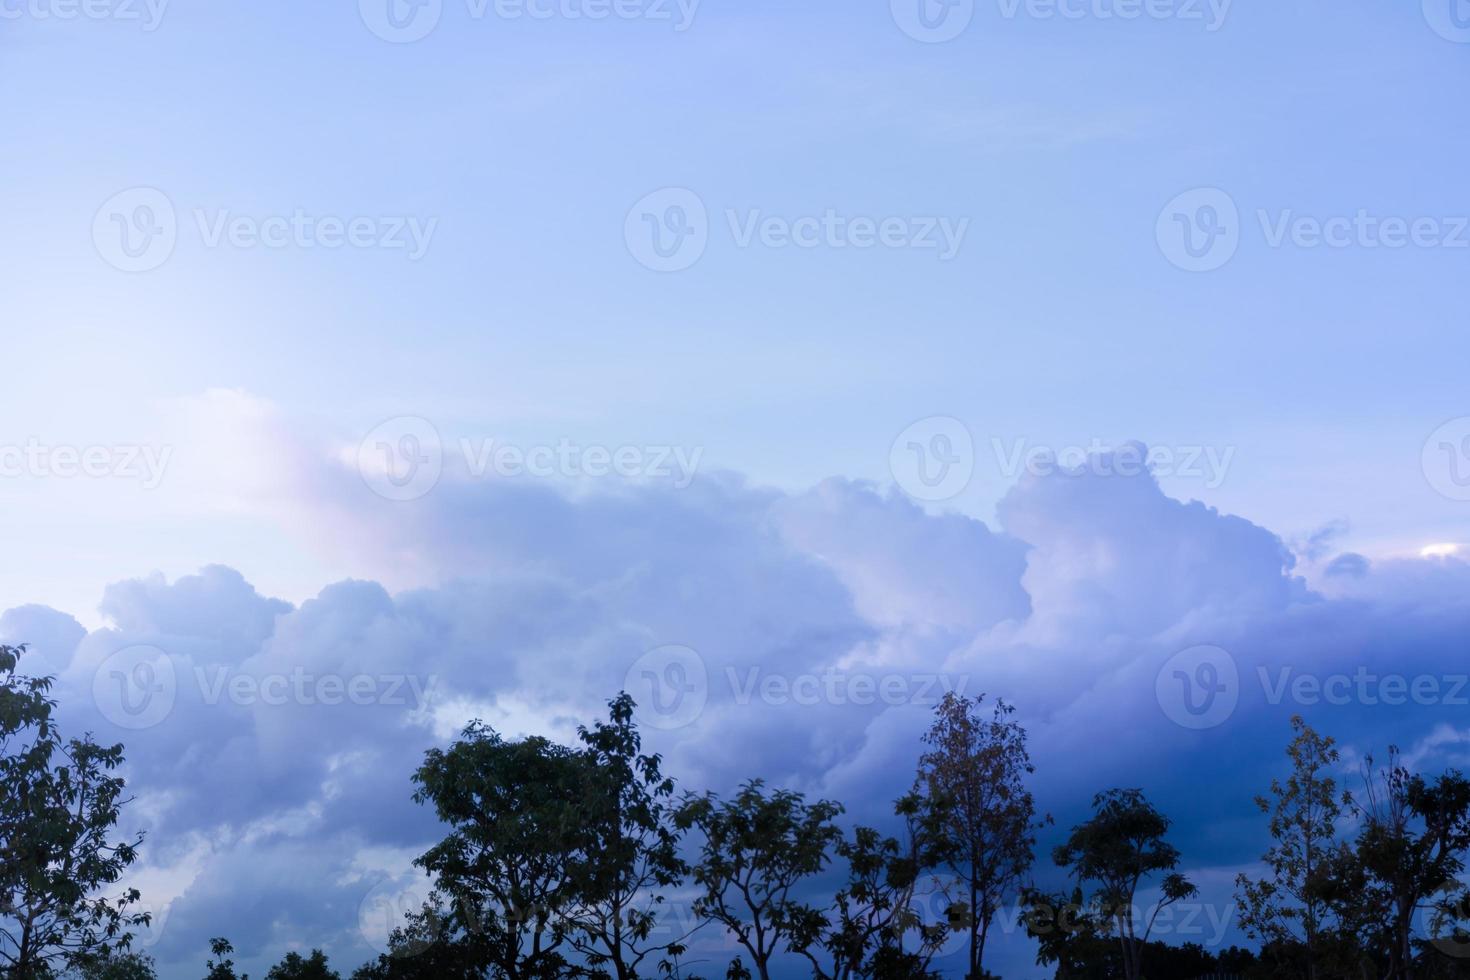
<box><xmin>204</xmin><ymin>937</ymin><xmax>245</xmax><ymax>980</ymax></box>
<box><xmin>912</xmin><ymin>693</ymin><xmax>1046</xmax><ymax>980</ymax></box>
<box><xmin>1346</xmin><ymin>747</ymin><xmax>1470</xmax><ymax>979</ymax></box>
<box><xmin>264</xmin><ymin>950</ymin><xmax>340</xmax><ymax>980</ymax></box>
<box><xmin>675</xmin><ymin>782</ymin><xmax>842</xmax><ymax>980</ymax></box>
<box><xmin>0</xmin><ymin>645</ymin><xmax>149</xmax><ymax>978</ymax></box>
<box><xmin>563</xmin><ymin>694</ymin><xmax>692</xmax><ymax>980</ymax></box>
<box><xmin>24</xmin><ymin>649</ymin><xmax>1470</xmax><ymax>980</ymax></box>
<box><xmin>70</xmin><ymin>948</ymin><xmax>158</xmax><ymax>979</ymax></box>
<box><xmin>787</xmin><ymin>804</ymin><xmax>951</xmax><ymax>980</ymax></box>
<box><xmin>349</xmin><ymin>901</ymin><xmax>481</xmax><ymax>980</ymax></box>
<box><xmin>410</xmin><ymin>724</ymin><xmax>594</xmax><ymax>980</ymax></box>
<box><xmin>1235</xmin><ymin>716</ymin><xmax>1354</xmax><ymax>980</ymax></box>
<box><xmin>1051</xmin><ymin>788</ymin><xmax>1196</xmax><ymax>980</ymax></box>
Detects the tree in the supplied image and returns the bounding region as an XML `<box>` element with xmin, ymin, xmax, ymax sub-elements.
<box><xmin>675</xmin><ymin>782</ymin><xmax>842</xmax><ymax>980</ymax></box>
<box><xmin>1235</xmin><ymin>716</ymin><xmax>1354</xmax><ymax>980</ymax></box>
<box><xmin>1346</xmin><ymin>748</ymin><xmax>1470</xmax><ymax>980</ymax></box>
<box><xmin>563</xmin><ymin>694</ymin><xmax>692</xmax><ymax>980</ymax></box>
<box><xmin>1051</xmin><ymin>788</ymin><xmax>1196</xmax><ymax>980</ymax></box>
<box><xmin>1023</xmin><ymin>884</ymin><xmax>1265</xmax><ymax>980</ymax></box>
<box><xmin>1022</xmin><ymin>885</ymin><xmax>1118</xmax><ymax>978</ymax></box>
<box><xmin>349</xmin><ymin>902</ymin><xmax>481</xmax><ymax>980</ymax></box>
<box><xmin>854</xmin><ymin>944</ymin><xmax>942</xmax><ymax>980</ymax></box>
<box><xmin>204</xmin><ymin>938</ymin><xmax>244</xmax><ymax>980</ymax></box>
<box><xmin>0</xmin><ymin>645</ymin><xmax>149</xmax><ymax>979</ymax></box>
<box><xmin>410</xmin><ymin>722</ymin><xmax>595</xmax><ymax>980</ymax></box>
<box><xmin>788</xmin><ymin>804</ymin><xmax>950</xmax><ymax>980</ymax></box>
<box><xmin>264</xmin><ymin>950</ymin><xmax>339</xmax><ymax>980</ymax></box>
<box><xmin>912</xmin><ymin>693</ymin><xmax>1046</xmax><ymax>980</ymax></box>
<box><xmin>67</xmin><ymin>949</ymin><xmax>157</xmax><ymax>980</ymax></box>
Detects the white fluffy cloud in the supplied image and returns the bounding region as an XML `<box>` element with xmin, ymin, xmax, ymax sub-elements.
<box><xmin>6</xmin><ymin>402</ymin><xmax>1470</xmax><ymax>978</ymax></box>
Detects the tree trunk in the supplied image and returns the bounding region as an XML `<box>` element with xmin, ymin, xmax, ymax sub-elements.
<box><xmin>968</xmin><ymin>882</ymin><xmax>980</xmax><ymax>980</ymax></box>
<box><xmin>1117</xmin><ymin>911</ymin><xmax>1139</xmax><ymax>980</ymax></box>
<box><xmin>975</xmin><ymin>903</ymin><xmax>990</xmax><ymax>979</ymax></box>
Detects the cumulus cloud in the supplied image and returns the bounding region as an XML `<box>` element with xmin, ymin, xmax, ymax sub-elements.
<box><xmin>995</xmin><ymin>456</ymin><xmax>1308</xmax><ymax>642</ymax></box>
<box><xmin>9</xmin><ymin>403</ymin><xmax>1470</xmax><ymax>978</ymax></box>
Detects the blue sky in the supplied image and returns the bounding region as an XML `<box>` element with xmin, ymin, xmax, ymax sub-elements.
<box><xmin>3</xmin><ymin>0</ymin><xmax>1470</xmax><ymax>976</ymax></box>
<box><xmin>3</xmin><ymin>0</ymin><xmax>1468</xmax><ymax>615</ymax></box>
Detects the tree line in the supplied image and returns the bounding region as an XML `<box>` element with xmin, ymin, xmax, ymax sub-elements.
<box><xmin>3</xmin><ymin>643</ymin><xmax>1470</xmax><ymax>979</ymax></box>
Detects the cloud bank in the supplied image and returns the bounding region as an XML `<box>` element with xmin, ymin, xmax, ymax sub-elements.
<box><xmin>6</xmin><ymin>393</ymin><xmax>1470</xmax><ymax>978</ymax></box>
